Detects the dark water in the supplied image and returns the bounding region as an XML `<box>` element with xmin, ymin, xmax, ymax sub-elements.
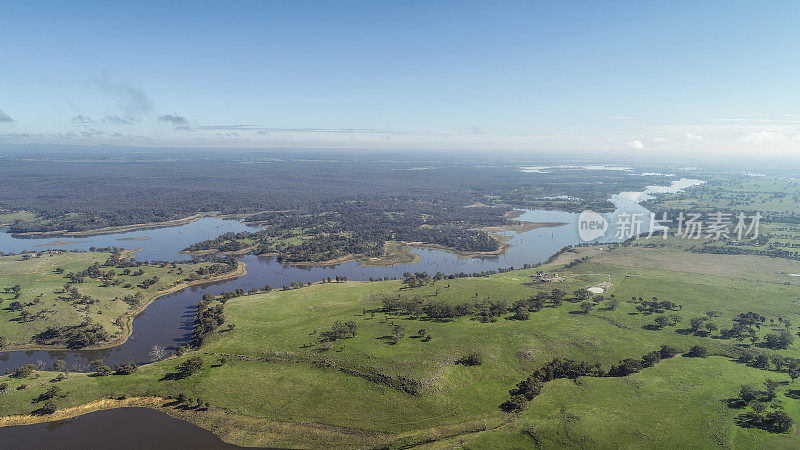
<box><xmin>0</xmin><ymin>217</ymin><xmax>259</xmax><ymax>261</ymax></box>
<box><xmin>0</xmin><ymin>178</ymin><xmax>702</xmax><ymax>373</ymax></box>
<box><xmin>1</xmin><ymin>407</ymin><xmax>239</xmax><ymax>449</ymax></box>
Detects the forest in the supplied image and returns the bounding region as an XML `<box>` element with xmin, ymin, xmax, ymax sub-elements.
<box><xmin>0</xmin><ymin>150</ymin><xmax>674</xmax><ymax>235</ymax></box>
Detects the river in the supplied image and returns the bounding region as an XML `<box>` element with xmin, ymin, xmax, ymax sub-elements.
<box><xmin>0</xmin><ymin>178</ymin><xmax>702</xmax><ymax>372</ymax></box>
<box><xmin>0</xmin><ymin>177</ymin><xmax>702</xmax><ymax>445</ymax></box>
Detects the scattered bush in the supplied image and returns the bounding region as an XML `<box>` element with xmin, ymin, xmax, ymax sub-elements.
<box><xmin>686</xmin><ymin>345</ymin><xmax>708</xmax><ymax>358</ymax></box>
<box><xmin>457</xmin><ymin>353</ymin><xmax>483</xmax><ymax>366</ymax></box>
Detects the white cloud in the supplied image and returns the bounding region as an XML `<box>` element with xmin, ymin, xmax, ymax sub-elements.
<box><xmin>738</xmin><ymin>130</ymin><xmax>790</xmax><ymax>146</ymax></box>
<box><xmin>628</xmin><ymin>140</ymin><xmax>645</xmax><ymax>150</ymax></box>
<box><xmin>684</xmin><ymin>133</ymin><xmax>704</xmax><ymax>144</ymax></box>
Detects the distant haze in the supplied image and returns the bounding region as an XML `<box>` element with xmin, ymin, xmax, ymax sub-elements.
<box><xmin>1</xmin><ymin>1</ymin><xmax>799</xmax><ymax>157</ymax></box>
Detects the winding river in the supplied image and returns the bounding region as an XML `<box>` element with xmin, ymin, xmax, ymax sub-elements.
<box><xmin>0</xmin><ymin>178</ymin><xmax>701</xmax><ymax>372</ymax></box>
<box><xmin>0</xmin><ymin>177</ymin><xmax>702</xmax><ymax>444</ymax></box>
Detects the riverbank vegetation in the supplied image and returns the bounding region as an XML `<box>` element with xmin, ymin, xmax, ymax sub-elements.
<box><xmin>2</xmin><ymin>239</ymin><xmax>799</xmax><ymax>447</ymax></box>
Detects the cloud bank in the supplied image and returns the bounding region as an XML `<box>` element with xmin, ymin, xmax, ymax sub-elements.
<box><xmin>158</xmin><ymin>114</ymin><xmax>189</xmax><ymax>125</ymax></box>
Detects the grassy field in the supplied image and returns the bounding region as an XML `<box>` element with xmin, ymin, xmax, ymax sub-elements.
<box><xmin>1</xmin><ymin>242</ymin><xmax>800</xmax><ymax>447</ymax></box>
<box><xmin>646</xmin><ymin>175</ymin><xmax>800</xmax><ymax>215</ymax></box>
<box><xmin>0</xmin><ymin>251</ymin><xmax>243</xmax><ymax>350</ymax></box>
<box><xmin>0</xmin><ymin>210</ymin><xmax>37</xmax><ymax>226</ymax></box>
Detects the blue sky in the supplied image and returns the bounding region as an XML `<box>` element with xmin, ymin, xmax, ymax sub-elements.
<box><xmin>1</xmin><ymin>1</ymin><xmax>799</xmax><ymax>155</ymax></box>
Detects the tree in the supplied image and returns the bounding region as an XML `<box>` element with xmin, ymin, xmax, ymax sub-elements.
<box><xmin>53</xmin><ymin>360</ymin><xmax>67</xmax><ymax>373</ymax></box>
<box><xmin>659</xmin><ymin>345</ymin><xmax>679</xmax><ymax>358</ymax></box>
<box><xmin>550</xmin><ymin>288</ymin><xmax>566</xmax><ymax>306</ymax></box>
<box><xmin>573</xmin><ymin>289</ymin><xmax>590</xmax><ymax>301</ymax></box>
<box><xmin>687</xmin><ymin>345</ymin><xmax>708</xmax><ymax>358</ymax></box>
<box><xmin>150</xmin><ymin>345</ymin><xmax>167</xmax><ymax>362</ymax></box>
<box><xmin>11</xmin><ymin>364</ymin><xmax>37</xmax><ymax>379</ymax></box>
<box><xmin>114</xmin><ymin>363</ymin><xmax>138</xmax><ymax>375</ymax></box>
<box><xmin>37</xmin><ymin>400</ymin><xmax>57</xmax><ymax>415</ymax></box>
<box><xmin>690</xmin><ymin>317</ymin><xmax>706</xmax><ymax>333</ymax></box>
<box><xmin>176</xmin><ymin>356</ymin><xmax>204</xmax><ymax>377</ymax></box>
<box><xmin>458</xmin><ymin>353</ymin><xmax>483</xmax><ymax>366</ymax></box>
<box><xmin>641</xmin><ymin>351</ymin><xmax>661</xmax><ymax>367</ymax></box>
<box><xmin>765</xmin><ymin>410</ymin><xmax>793</xmax><ymax>433</ymax></box>
<box><xmin>609</xmin><ymin>358</ymin><xmax>642</xmax><ymax>377</ymax></box>
<box><xmin>512</xmin><ymin>305</ymin><xmax>530</xmax><ymax>320</ymax></box>
<box><xmin>500</xmin><ymin>395</ymin><xmax>528</xmax><ymax>412</ymax></box>
<box><xmin>739</xmin><ymin>385</ymin><xmax>759</xmax><ymax>404</ymax></box>
<box><xmin>764</xmin><ymin>329</ymin><xmax>793</xmax><ymax>350</ymax></box>
<box><xmin>579</xmin><ymin>302</ymin><xmax>594</xmax><ymax>314</ymax></box>
<box><xmin>654</xmin><ymin>315</ymin><xmax>670</xmax><ymax>328</ymax></box>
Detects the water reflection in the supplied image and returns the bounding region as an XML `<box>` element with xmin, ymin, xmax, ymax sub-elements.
<box><xmin>1</xmin><ymin>408</ymin><xmax>239</xmax><ymax>449</ymax></box>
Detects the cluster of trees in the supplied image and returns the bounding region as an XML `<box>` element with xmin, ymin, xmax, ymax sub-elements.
<box><xmin>175</xmin><ymin>356</ymin><xmax>204</xmax><ymax>378</ymax></box>
<box><xmin>737</xmin><ymin>352</ymin><xmax>800</xmax><ymax>379</ymax></box>
<box><xmin>137</xmin><ymin>275</ymin><xmax>160</xmax><ymax>289</ymax></box>
<box><xmin>33</xmin><ymin>321</ymin><xmax>109</xmax><ymax>349</ymax></box>
<box><xmin>735</xmin><ymin>381</ymin><xmax>794</xmax><ymax>433</ymax></box>
<box><xmin>634</xmin><ymin>297</ymin><xmax>682</xmax><ymax>314</ymax></box>
<box><xmin>194</xmin><ymin>258</ymin><xmax>238</xmax><ymax>276</ymax></box>
<box><xmin>318</xmin><ymin>321</ymin><xmax>358</xmax><ymax>342</ymax></box>
<box><xmin>11</xmin><ymin>363</ymin><xmax>38</xmax><ymax>378</ymax></box>
<box><xmin>378</xmin><ymin>288</ymin><xmax>610</xmax><ymax>325</ymax></box>
<box><xmin>2</xmin><ymin>153</ymin><xmax>672</xmax><ymax>236</ymax></box>
<box><xmin>2</xmin><ymin>284</ymin><xmax>22</xmax><ymax>299</ymax></box>
<box><xmin>691</xmin><ymin>244</ymin><xmax>800</xmax><ymax>261</ymax></box>
<box><xmin>173</xmin><ymin>393</ymin><xmax>210</xmax><ymax>410</ymax></box>
<box><xmin>501</xmin><ymin>346</ymin><xmax>681</xmax><ymax>412</ymax></box>
<box><xmin>189</xmin><ymin>294</ymin><xmax>226</xmax><ymax>347</ymax></box>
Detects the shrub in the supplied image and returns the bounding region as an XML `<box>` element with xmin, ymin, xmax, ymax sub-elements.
<box><xmin>686</xmin><ymin>345</ymin><xmax>708</xmax><ymax>358</ymax></box>
<box><xmin>659</xmin><ymin>345</ymin><xmax>679</xmax><ymax>359</ymax></box>
<box><xmin>764</xmin><ymin>330</ymin><xmax>794</xmax><ymax>350</ymax></box>
<box><xmin>457</xmin><ymin>353</ymin><xmax>483</xmax><ymax>366</ymax></box>
<box><xmin>608</xmin><ymin>358</ymin><xmax>642</xmax><ymax>377</ymax></box>
<box><xmin>114</xmin><ymin>363</ymin><xmax>138</xmax><ymax>375</ymax></box>
<box><xmin>35</xmin><ymin>400</ymin><xmax>57</xmax><ymax>415</ymax></box>
<box><xmin>51</xmin><ymin>373</ymin><xmax>67</xmax><ymax>382</ymax></box>
<box><xmin>500</xmin><ymin>394</ymin><xmax>528</xmax><ymax>412</ymax></box>
<box><xmin>176</xmin><ymin>356</ymin><xmax>204</xmax><ymax>377</ymax></box>
<box><xmin>11</xmin><ymin>364</ymin><xmax>37</xmax><ymax>379</ymax></box>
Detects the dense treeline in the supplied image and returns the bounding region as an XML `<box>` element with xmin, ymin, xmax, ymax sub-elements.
<box><xmin>187</xmin><ymin>198</ymin><xmax>507</xmax><ymax>261</ymax></box>
<box><xmin>501</xmin><ymin>345</ymin><xmax>681</xmax><ymax>412</ymax></box>
<box><xmin>690</xmin><ymin>244</ymin><xmax>800</xmax><ymax>261</ymax></box>
<box><xmin>1</xmin><ymin>152</ymin><xmax>670</xmax><ymax>235</ymax></box>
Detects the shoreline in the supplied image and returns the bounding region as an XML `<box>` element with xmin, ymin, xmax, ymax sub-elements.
<box><xmin>8</xmin><ymin>212</ymin><xmax>240</xmax><ymax>239</ymax></box>
<box><xmin>0</xmin><ymin>394</ymin><xmax>507</xmax><ymax>448</ymax></box>
<box><xmin>0</xmin><ymin>260</ymin><xmax>247</xmax><ymax>353</ymax></box>
<box><xmin>184</xmin><ymin>221</ymin><xmax>567</xmax><ymax>268</ymax></box>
